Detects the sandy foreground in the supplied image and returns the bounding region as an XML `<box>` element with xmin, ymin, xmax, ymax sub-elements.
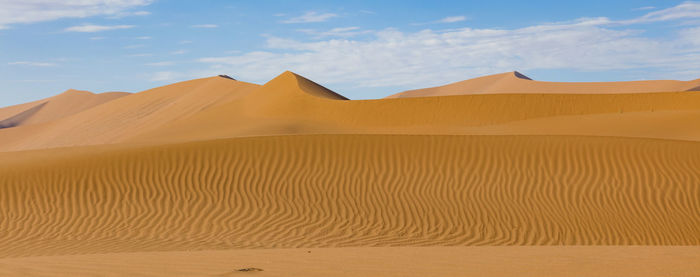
<box><xmin>1</xmin><ymin>72</ymin><xmax>699</xmax><ymax>275</ymax></box>
<box><xmin>1</xmin><ymin>247</ymin><xmax>698</xmax><ymax>277</ymax></box>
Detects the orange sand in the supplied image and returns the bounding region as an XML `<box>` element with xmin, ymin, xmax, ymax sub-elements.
<box><xmin>388</xmin><ymin>71</ymin><xmax>700</xmax><ymax>98</ymax></box>
<box><xmin>1</xmin><ymin>71</ymin><xmax>699</xmax><ymax>276</ymax></box>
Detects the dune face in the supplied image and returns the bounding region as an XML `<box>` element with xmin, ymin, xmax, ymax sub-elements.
<box><xmin>133</xmin><ymin>71</ymin><xmax>700</xmax><ymax>144</ymax></box>
<box><xmin>3</xmin><ymin>72</ymin><xmax>700</xmax><ymax>152</ymax></box>
<box><xmin>2</xmin><ymin>71</ymin><xmax>700</xmax><ymax>276</ymax></box>
<box><xmin>388</xmin><ymin>71</ymin><xmax>700</xmax><ymax>98</ymax></box>
<box><xmin>0</xmin><ymin>90</ymin><xmax>128</xmax><ymax>129</ymax></box>
<box><xmin>0</xmin><ymin>76</ymin><xmax>258</xmax><ymax>151</ymax></box>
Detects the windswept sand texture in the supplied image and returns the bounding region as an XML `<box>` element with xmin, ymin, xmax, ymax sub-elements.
<box><xmin>388</xmin><ymin>71</ymin><xmax>700</xmax><ymax>98</ymax></box>
<box><xmin>1</xmin><ymin>71</ymin><xmax>700</xmax><ymax>276</ymax></box>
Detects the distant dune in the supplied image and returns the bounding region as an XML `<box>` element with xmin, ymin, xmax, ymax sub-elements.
<box><xmin>1</xmin><ymin>71</ymin><xmax>700</xmax><ymax>276</ymax></box>
<box><xmin>4</xmin><ymin>71</ymin><xmax>700</xmax><ymax>152</ymax></box>
<box><xmin>0</xmin><ymin>90</ymin><xmax>128</xmax><ymax>129</ymax></box>
<box><xmin>387</xmin><ymin>71</ymin><xmax>700</xmax><ymax>98</ymax></box>
<box><xmin>0</xmin><ymin>77</ymin><xmax>258</xmax><ymax>151</ymax></box>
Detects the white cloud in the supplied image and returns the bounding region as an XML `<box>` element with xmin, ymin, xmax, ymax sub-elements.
<box><xmin>150</xmin><ymin>71</ymin><xmax>180</xmax><ymax>81</ymax></box>
<box><xmin>126</xmin><ymin>53</ymin><xmax>152</xmax><ymax>57</ymax></box>
<box><xmin>282</xmin><ymin>11</ymin><xmax>337</xmax><ymax>23</ymax></box>
<box><xmin>197</xmin><ymin>2</ymin><xmax>700</xmax><ymax>90</ymax></box>
<box><xmin>622</xmin><ymin>1</ymin><xmax>700</xmax><ymax>24</ymax></box>
<box><xmin>297</xmin><ymin>27</ymin><xmax>371</xmax><ymax>38</ymax></box>
<box><xmin>170</xmin><ymin>49</ymin><xmax>187</xmax><ymax>55</ymax></box>
<box><xmin>90</xmin><ymin>36</ymin><xmax>106</xmax><ymax>40</ymax></box>
<box><xmin>64</xmin><ymin>24</ymin><xmax>134</xmax><ymax>32</ymax></box>
<box><xmin>0</xmin><ymin>0</ymin><xmax>153</xmax><ymax>29</ymax></box>
<box><xmin>438</xmin><ymin>16</ymin><xmax>467</xmax><ymax>23</ymax></box>
<box><xmin>178</xmin><ymin>40</ymin><xmax>193</xmax><ymax>44</ymax></box>
<box><xmin>7</xmin><ymin>61</ymin><xmax>57</xmax><ymax>67</ymax></box>
<box><xmin>135</xmin><ymin>36</ymin><xmax>151</xmax><ymax>40</ymax></box>
<box><xmin>633</xmin><ymin>6</ymin><xmax>656</xmax><ymax>11</ymax></box>
<box><xmin>192</xmin><ymin>24</ymin><xmax>218</xmax><ymax>28</ymax></box>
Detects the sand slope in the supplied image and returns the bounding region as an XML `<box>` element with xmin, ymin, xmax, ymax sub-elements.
<box><xmin>3</xmin><ymin>72</ymin><xmax>700</xmax><ymax>152</ymax></box>
<box><xmin>0</xmin><ymin>77</ymin><xmax>258</xmax><ymax>151</ymax></box>
<box><xmin>1</xmin><ymin>135</ymin><xmax>699</xmax><ymax>258</ymax></box>
<box><xmin>0</xmin><ymin>90</ymin><xmax>128</xmax><ymax>129</ymax></box>
<box><xmin>1</xmin><ymin>247</ymin><xmax>698</xmax><ymax>277</ymax></box>
<box><xmin>388</xmin><ymin>71</ymin><xmax>700</xmax><ymax>98</ymax></box>
<box><xmin>135</xmin><ymin>71</ymin><xmax>700</xmax><ymax>144</ymax></box>
<box><xmin>2</xmin><ymin>71</ymin><xmax>700</xmax><ymax>275</ymax></box>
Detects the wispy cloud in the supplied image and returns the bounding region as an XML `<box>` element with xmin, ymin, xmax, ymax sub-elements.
<box><xmin>0</xmin><ymin>0</ymin><xmax>153</xmax><ymax>29</ymax></box>
<box><xmin>297</xmin><ymin>27</ymin><xmax>371</xmax><ymax>38</ymax></box>
<box><xmin>64</xmin><ymin>24</ymin><xmax>134</xmax><ymax>32</ymax></box>
<box><xmin>622</xmin><ymin>2</ymin><xmax>700</xmax><ymax>24</ymax></box>
<box><xmin>150</xmin><ymin>71</ymin><xmax>180</xmax><ymax>81</ymax></box>
<box><xmin>191</xmin><ymin>24</ymin><xmax>218</xmax><ymax>28</ymax></box>
<box><xmin>633</xmin><ymin>6</ymin><xmax>656</xmax><ymax>11</ymax></box>
<box><xmin>170</xmin><ymin>49</ymin><xmax>187</xmax><ymax>55</ymax></box>
<box><xmin>178</xmin><ymin>40</ymin><xmax>193</xmax><ymax>44</ymax></box>
<box><xmin>197</xmin><ymin>2</ymin><xmax>700</xmax><ymax>90</ymax></box>
<box><xmin>90</xmin><ymin>36</ymin><xmax>106</xmax><ymax>40</ymax></box>
<box><xmin>282</xmin><ymin>11</ymin><xmax>337</xmax><ymax>23</ymax></box>
<box><xmin>437</xmin><ymin>16</ymin><xmax>468</xmax><ymax>23</ymax></box>
<box><xmin>135</xmin><ymin>36</ymin><xmax>151</xmax><ymax>40</ymax></box>
<box><xmin>414</xmin><ymin>15</ymin><xmax>468</xmax><ymax>25</ymax></box>
<box><xmin>8</xmin><ymin>61</ymin><xmax>57</xmax><ymax>67</ymax></box>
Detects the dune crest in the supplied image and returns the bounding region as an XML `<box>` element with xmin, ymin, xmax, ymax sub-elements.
<box><xmin>0</xmin><ymin>89</ymin><xmax>128</xmax><ymax>129</ymax></box>
<box><xmin>0</xmin><ymin>76</ymin><xmax>259</xmax><ymax>151</ymax></box>
<box><xmin>3</xmin><ymin>72</ymin><xmax>700</xmax><ymax>152</ymax></box>
<box><xmin>388</xmin><ymin>72</ymin><xmax>700</xmax><ymax>98</ymax></box>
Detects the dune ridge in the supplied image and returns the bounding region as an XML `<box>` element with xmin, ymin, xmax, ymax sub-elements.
<box><xmin>133</xmin><ymin>71</ymin><xmax>700</xmax><ymax>144</ymax></box>
<box><xmin>0</xmin><ymin>76</ymin><xmax>258</xmax><ymax>151</ymax></box>
<box><xmin>1</xmin><ymin>134</ymin><xmax>699</xmax><ymax>258</ymax></box>
<box><xmin>388</xmin><ymin>71</ymin><xmax>700</xmax><ymax>98</ymax></box>
<box><xmin>2</xmin><ymin>72</ymin><xmax>700</xmax><ymax>152</ymax></box>
<box><xmin>0</xmin><ymin>90</ymin><xmax>128</xmax><ymax>129</ymax></box>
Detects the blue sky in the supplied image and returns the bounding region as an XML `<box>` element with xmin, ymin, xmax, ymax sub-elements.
<box><xmin>1</xmin><ymin>0</ymin><xmax>699</xmax><ymax>106</ymax></box>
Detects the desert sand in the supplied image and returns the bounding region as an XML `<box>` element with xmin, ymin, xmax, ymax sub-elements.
<box><xmin>0</xmin><ymin>89</ymin><xmax>128</xmax><ymax>129</ymax></box>
<box><xmin>1</xmin><ymin>71</ymin><xmax>699</xmax><ymax>276</ymax></box>
<box><xmin>388</xmin><ymin>71</ymin><xmax>700</xmax><ymax>98</ymax></box>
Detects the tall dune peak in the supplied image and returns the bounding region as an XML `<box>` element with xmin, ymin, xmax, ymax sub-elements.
<box><xmin>259</xmin><ymin>71</ymin><xmax>349</xmax><ymax>100</ymax></box>
<box><xmin>512</xmin><ymin>71</ymin><xmax>532</xmax><ymax>80</ymax></box>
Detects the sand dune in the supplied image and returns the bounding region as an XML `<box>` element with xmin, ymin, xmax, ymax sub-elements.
<box><xmin>134</xmin><ymin>71</ymin><xmax>700</xmax><ymax>144</ymax></box>
<box><xmin>468</xmin><ymin>110</ymin><xmax>700</xmax><ymax>141</ymax></box>
<box><xmin>388</xmin><ymin>71</ymin><xmax>700</xmax><ymax>98</ymax></box>
<box><xmin>0</xmin><ymin>76</ymin><xmax>258</xmax><ymax>151</ymax></box>
<box><xmin>1</xmin><ymin>135</ymin><xmax>699</xmax><ymax>258</ymax></box>
<box><xmin>2</xmin><ymin>71</ymin><xmax>700</xmax><ymax>275</ymax></box>
<box><xmin>1</xmin><ymin>247</ymin><xmax>698</xmax><ymax>277</ymax></box>
<box><xmin>0</xmin><ymin>90</ymin><xmax>128</xmax><ymax>129</ymax></box>
<box><xmin>2</xmin><ymin>72</ymin><xmax>700</xmax><ymax>152</ymax></box>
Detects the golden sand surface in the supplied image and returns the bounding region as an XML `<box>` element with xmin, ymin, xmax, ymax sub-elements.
<box><xmin>388</xmin><ymin>71</ymin><xmax>700</xmax><ymax>98</ymax></box>
<box><xmin>0</xmin><ymin>247</ymin><xmax>698</xmax><ymax>277</ymax></box>
<box><xmin>1</xmin><ymin>71</ymin><xmax>699</xmax><ymax>275</ymax></box>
